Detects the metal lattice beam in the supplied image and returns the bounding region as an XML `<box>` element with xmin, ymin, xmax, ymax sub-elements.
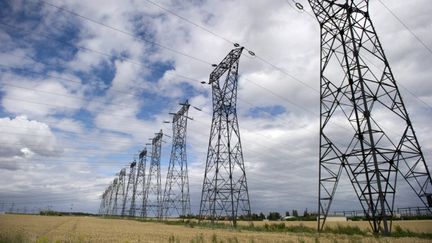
<box><xmin>199</xmin><ymin>47</ymin><xmax>251</xmax><ymax>226</ymax></box>
<box><xmin>309</xmin><ymin>0</ymin><xmax>432</xmax><ymax>234</ymax></box>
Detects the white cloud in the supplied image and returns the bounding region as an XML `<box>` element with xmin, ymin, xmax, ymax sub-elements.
<box><xmin>0</xmin><ymin>73</ymin><xmax>85</xmax><ymax>118</ymax></box>
<box><xmin>0</xmin><ymin>116</ymin><xmax>62</xmax><ymax>161</ymax></box>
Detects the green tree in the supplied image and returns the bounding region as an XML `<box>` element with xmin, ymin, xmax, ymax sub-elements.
<box><xmin>303</xmin><ymin>208</ymin><xmax>309</xmax><ymax>217</ymax></box>
<box><xmin>267</xmin><ymin>212</ymin><xmax>281</xmax><ymax>221</ymax></box>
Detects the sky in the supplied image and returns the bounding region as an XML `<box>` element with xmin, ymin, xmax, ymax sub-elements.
<box><xmin>0</xmin><ymin>0</ymin><xmax>431</xmax><ymax>215</ymax></box>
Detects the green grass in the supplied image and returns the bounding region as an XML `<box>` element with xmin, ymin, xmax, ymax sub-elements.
<box><xmin>323</xmin><ymin>224</ymin><xmax>367</xmax><ymax>236</ymax></box>
<box><xmin>391</xmin><ymin>225</ymin><xmax>432</xmax><ymax>239</ymax></box>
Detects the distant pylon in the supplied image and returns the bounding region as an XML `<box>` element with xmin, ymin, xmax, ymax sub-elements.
<box><xmin>122</xmin><ymin>160</ymin><xmax>137</xmax><ymax>216</ymax></box>
<box><xmin>162</xmin><ymin>100</ymin><xmax>192</xmax><ymax>218</ymax></box>
<box><xmin>112</xmin><ymin>168</ymin><xmax>126</xmax><ymax>215</ymax></box>
<box><xmin>107</xmin><ymin>178</ymin><xmax>117</xmax><ymax>215</ymax></box>
<box><xmin>144</xmin><ymin>130</ymin><xmax>163</xmax><ymax>218</ymax></box>
<box><xmin>308</xmin><ymin>0</ymin><xmax>432</xmax><ymax>235</ymax></box>
<box><xmin>99</xmin><ymin>186</ymin><xmax>110</xmax><ymax>215</ymax></box>
<box><xmin>131</xmin><ymin>148</ymin><xmax>147</xmax><ymax>217</ymax></box>
<box><xmin>199</xmin><ymin>47</ymin><xmax>251</xmax><ymax>226</ymax></box>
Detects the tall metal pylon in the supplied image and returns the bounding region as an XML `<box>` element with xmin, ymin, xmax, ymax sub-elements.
<box><xmin>130</xmin><ymin>148</ymin><xmax>147</xmax><ymax>217</ymax></box>
<box><xmin>144</xmin><ymin>130</ymin><xmax>163</xmax><ymax>218</ymax></box>
<box><xmin>199</xmin><ymin>47</ymin><xmax>251</xmax><ymax>226</ymax></box>
<box><xmin>122</xmin><ymin>160</ymin><xmax>137</xmax><ymax>216</ymax></box>
<box><xmin>162</xmin><ymin>100</ymin><xmax>192</xmax><ymax>218</ymax></box>
<box><xmin>107</xmin><ymin>178</ymin><xmax>117</xmax><ymax>215</ymax></box>
<box><xmin>99</xmin><ymin>186</ymin><xmax>110</xmax><ymax>215</ymax></box>
<box><xmin>112</xmin><ymin>168</ymin><xmax>126</xmax><ymax>216</ymax></box>
<box><xmin>308</xmin><ymin>0</ymin><xmax>432</xmax><ymax>234</ymax></box>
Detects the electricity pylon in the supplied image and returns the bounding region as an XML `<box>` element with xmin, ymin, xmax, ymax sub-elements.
<box><xmin>162</xmin><ymin>100</ymin><xmax>192</xmax><ymax>218</ymax></box>
<box><xmin>112</xmin><ymin>168</ymin><xmax>126</xmax><ymax>215</ymax></box>
<box><xmin>308</xmin><ymin>0</ymin><xmax>432</xmax><ymax>234</ymax></box>
<box><xmin>199</xmin><ymin>47</ymin><xmax>251</xmax><ymax>226</ymax></box>
<box><xmin>99</xmin><ymin>186</ymin><xmax>110</xmax><ymax>215</ymax></box>
<box><xmin>107</xmin><ymin>178</ymin><xmax>117</xmax><ymax>215</ymax></box>
<box><xmin>122</xmin><ymin>161</ymin><xmax>137</xmax><ymax>216</ymax></box>
<box><xmin>144</xmin><ymin>130</ymin><xmax>163</xmax><ymax>218</ymax></box>
<box><xmin>130</xmin><ymin>148</ymin><xmax>147</xmax><ymax>217</ymax></box>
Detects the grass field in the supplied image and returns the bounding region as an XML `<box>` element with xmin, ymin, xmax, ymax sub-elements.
<box><xmin>1</xmin><ymin>214</ymin><xmax>432</xmax><ymax>242</ymax></box>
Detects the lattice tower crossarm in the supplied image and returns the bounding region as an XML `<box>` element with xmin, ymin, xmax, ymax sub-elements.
<box><xmin>162</xmin><ymin>100</ymin><xmax>192</xmax><ymax>218</ymax></box>
<box><xmin>308</xmin><ymin>0</ymin><xmax>432</xmax><ymax>235</ymax></box>
<box><xmin>143</xmin><ymin>130</ymin><xmax>163</xmax><ymax>218</ymax></box>
<box><xmin>199</xmin><ymin>47</ymin><xmax>251</xmax><ymax>226</ymax></box>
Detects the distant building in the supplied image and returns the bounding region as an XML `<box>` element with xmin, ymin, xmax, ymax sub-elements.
<box><xmin>325</xmin><ymin>216</ymin><xmax>347</xmax><ymax>222</ymax></box>
<box><xmin>282</xmin><ymin>216</ymin><xmax>296</xmax><ymax>220</ymax></box>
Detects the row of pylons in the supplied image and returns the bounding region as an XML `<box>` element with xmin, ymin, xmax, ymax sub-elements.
<box><xmin>99</xmin><ymin>0</ymin><xmax>432</xmax><ymax>235</ymax></box>
<box><xmin>99</xmin><ymin>102</ymin><xmax>191</xmax><ymax>218</ymax></box>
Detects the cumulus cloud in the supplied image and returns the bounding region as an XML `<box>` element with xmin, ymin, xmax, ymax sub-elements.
<box><xmin>0</xmin><ymin>116</ymin><xmax>62</xmax><ymax>162</ymax></box>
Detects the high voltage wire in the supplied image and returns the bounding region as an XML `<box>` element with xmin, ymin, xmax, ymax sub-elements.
<box><xmin>37</xmin><ymin>0</ymin><xmax>212</xmax><ymax>65</ymax></box>
<box><xmin>1</xmin><ymin>62</ymin><xmax>321</xmax><ymax>142</ymax></box>
<box><xmin>32</xmin><ymin>0</ymin><xmax>320</xmax><ymax>97</ymax></box>
<box><xmin>0</xmin><ymin>56</ymin><xmax>422</xmax><ymax>166</ymax></box>
<box><xmin>142</xmin><ymin>0</ymin><xmax>234</xmax><ymax>46</ymax></box>
<box><xmin>376</xmin><ymin>0</ymin><xmax>432</xmax><ymax>55</ymax></box>
<box><xmin>2</xmin><ymin>12</ymin><xmax>428</xmax><ymax>121</ymax></box>
<box><xmin>0</xmin><ymin>75</ymin><xmax>385</xmax><ymax>168</ymax></box>
<box><xmin>142</xmin><ymin>0</ymin><xmax>319</xmax><ymax>93</ymax></box>
<box><xmin>17</xmin><ymin>0</ymin><xmax>429</xmax><ymax>115</ymax></box>
<box><xmin>1</xmin><ymin>56</ymin><xmax>317</xmax><ymax>125</ymax></box>
<box><xmin>141</xmin><ymin>0</ymin><xmax>430</xmax><ymax>104</ymax></box>
<box><xmin>1</xmin><ymin>123</ymin><xmax>307</xmax><ymax>164</ymax></box>
<box><xmin>0</xmin><ymin>22</ymin><xmax>204</xmax><ymax>83</ymax></box>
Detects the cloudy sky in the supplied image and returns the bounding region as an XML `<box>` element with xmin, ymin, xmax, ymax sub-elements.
<box><xmin>0</xmin><ymin>0</ymin><xmax>431</xmax><ymax>215</ymax></box>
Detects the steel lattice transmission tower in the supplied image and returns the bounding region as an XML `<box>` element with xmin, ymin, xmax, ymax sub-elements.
<box><xmin>130</xmin><ymin>148</ymin><xmax>147</xmax><ymax>217</ymax></box>
<box><xmin>144</xmin><ymin>130</ymin><xmax>163</xmax><ymax>218</ymax></box>
<box><xmin>122</xmin><ymin>161</ymin><xmax>137</xmax><ymax>216</ymax></box>
<box><xmin>99</xmin><ymin>184</ymin><xmax>111</xmax><ymax>215</ymax></box>
<box><xmin>112</xmin><ymin>168</ymin><xmax>126</xmax><ymax>216</ymax></box>
<box><xmin>162</xmin><ymin>101</ymin><xmax>192</xmax><ymax>218</ymax></box>
<box><xmin>107</xmin><ymin>178</ymin><xmax>117</xmax><ymax>215</ymax></box>
<box><xmin>309</xmin><ymin>0</ymin><xmax>432</xmax><ymax>234</ymax></box>
<box><xmin>199</xmin><ymin>47</ymin><xmax>251</xmax><ymax>226</ymax></box>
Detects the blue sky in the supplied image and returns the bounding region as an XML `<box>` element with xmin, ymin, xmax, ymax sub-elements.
<box><xmin>0</xmin><ymin>0</ymin><xmax>431</xmax><ymax>215</ymax></box>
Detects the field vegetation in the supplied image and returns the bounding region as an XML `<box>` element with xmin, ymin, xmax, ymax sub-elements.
<box><xmin>1</xmin><ymin>214</ymin><xmax>432</xmax><ymax>242</ymax></box>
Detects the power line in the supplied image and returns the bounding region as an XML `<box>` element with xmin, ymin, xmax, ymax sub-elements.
<box><xmin>140</xmin><ymin>0</ymin><xmax>430</xmax><ymax>107</ymax></box>
<box><xmin>4</xmin><ymin>9</ymin><xmax>427</xmax><ymax>123</ymax></box>
<box><xmin>37</xmin><ymin>0</ymin><xmax>212</xmax><ymax>65</ymax></box>
<box><xmin>139</xmin><ymin>0</ymin><xmax>319</xmax><ymax>93</ymax></box>
<box><xmin>0</xmin><ymin>22</ymin><xmax>205</xmax><ymax>83</ymax></box>
<box><xmin>143</xmin><ymin>0</ymin><xmax>234</xmax><ymax>46</ymax></box>
<box><xmin>376</xmin><ymin>0</ymin><xmax>432</xmax><ymax>55</ymax></box>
